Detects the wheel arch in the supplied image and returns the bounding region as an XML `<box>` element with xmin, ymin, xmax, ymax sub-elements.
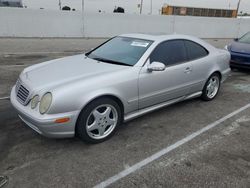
<box><xmin>202</xmin><ymin>70</ymin><xmax>222</xmax><ymax>90</ymax></box>
<box><xmin>201</xmin><ymin>70</ymin><xmax>222</xmax><ymax>101</ymax></box>
<box><xmin>75</xmin><ymin>94</ymin><xmax>125</xmax><ymax>131</ymax></box>
<box><xmin>210</xmin><ymin>70</ymin><xmax>222</xmax><ymax>81</ymax></box>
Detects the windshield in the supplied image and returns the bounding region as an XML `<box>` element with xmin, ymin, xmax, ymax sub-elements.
<box><xmin>238</xmin><ymin>32</ymin><xmax>250</xmax><ymax>44</ymax></box>
<box><xmin>86</xmin><ymin>36</ymin><xmax>153</xmax><ymax>66</ymax></box>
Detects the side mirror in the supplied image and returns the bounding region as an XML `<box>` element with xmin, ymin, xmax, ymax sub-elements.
<box><xmin>147</xmin><ymin>62</ymin><xmax>166</xmax><ymax>72</ymax></box>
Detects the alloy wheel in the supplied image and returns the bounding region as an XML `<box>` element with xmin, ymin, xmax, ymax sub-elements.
<box><xmin>86</xmin><ymin>104</ymin><xmax>118</xmax><ymax>140</ymax></box>
<box><xmin>206</xmin><ymin>76</ymin><xmax>220</xmax><ymax>99</ymax></box>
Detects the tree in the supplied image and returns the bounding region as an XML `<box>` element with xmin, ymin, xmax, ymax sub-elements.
<box><xmin>113</xmin><ymin>6</ymin><xmax>125</xmax><ymax>13</ymax></box>
<box><xmin>62</xmin><ymin>6</ymin><xmax>71</xmax><ymax>11</ymax></box>
<box><xmin>3</xmin><ymin>2</ymin><xmax>10</xmax><ymax>6</ymax></box>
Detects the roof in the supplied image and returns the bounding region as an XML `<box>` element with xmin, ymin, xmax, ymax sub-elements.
<box><xmin>119</xmin><ymin>33</ymin><xmax>216</xmax><ymax>51</ymax></box>
<box><xmin>0</xmin><ymin>0</ymin><xmax>22</xmax><ymax>2</ymax></box>
<box><xmin>0</xmin><ymin>0</ymin><xmax>22</xmax><ymax>7</ymax></box>
<box><xmin>119</xmin><ymin>33</ymin><xmax>200</xmax><ymax>42</ymax></box>
<box><xmin>119</xmin><ymin>33</ymin><xmax>163</xmax><ymax>41</ymax></box>
<box><xmin>163</xmin><ymin>0</ymin><xmax>236</xmax><ymax>10</ymax></box>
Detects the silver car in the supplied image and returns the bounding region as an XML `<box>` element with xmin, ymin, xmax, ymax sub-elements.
<box><xmin>11</xmin><ymin>34</ymin><xmax>231</xmax><ymax>143</ymax></box>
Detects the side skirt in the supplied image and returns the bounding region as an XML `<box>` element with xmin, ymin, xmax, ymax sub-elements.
<box><xmin>124</xmin><ymin>91</ymin><xmax>202</xmax><ymax>122</ymax></box>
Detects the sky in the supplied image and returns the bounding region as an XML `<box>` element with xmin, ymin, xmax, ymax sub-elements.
<box><xmin>21</xmin><ymin>0</ymin><xmax>250</xmax><ymax>14</ymax></box>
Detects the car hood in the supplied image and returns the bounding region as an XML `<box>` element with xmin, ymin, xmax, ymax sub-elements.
<box><xmin>230</xmin><ymin>41</ymin><xmax>250</xmax><ymax>54</ymax></box>
<box><xmin>21</xmin><ymin>54</ymin><xmax>128</xmax><ymax>90</ymax></box>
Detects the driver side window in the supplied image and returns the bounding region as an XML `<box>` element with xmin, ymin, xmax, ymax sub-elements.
<box><xmin>150</xmin><ymin>40</ymin><xmax>188</xmax><ymax>66</ymax></box>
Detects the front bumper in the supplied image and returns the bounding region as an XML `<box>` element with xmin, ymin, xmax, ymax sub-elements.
<box><xmin>10</xmin><ymin>86</ymin><xmax>80</xmax><ymax>138</ymax></box>
<box><xmin>230</xmin><ymin>61</ymin><xmax>250</xmax><ymax>69</ymax></box>
<box><xmin>230</xmin><ymin>51</ymin><xmax>250</xmax><ymax>70</ymax></box>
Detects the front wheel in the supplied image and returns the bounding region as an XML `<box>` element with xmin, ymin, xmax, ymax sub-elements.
<box><xmin>76</xmin><ymin>98</ymin><xmax>122</xmax><ymax>144</ymax></box>
<box><xmin>201</xmin><ymin>73</ymin><xmax>221</xmax><ymax>101</ymax></box>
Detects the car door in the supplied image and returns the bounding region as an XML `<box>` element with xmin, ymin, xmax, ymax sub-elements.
<box><xmin>184</xmin><ymin>40</ymin><xmax>210</xmax><ymax>93</ymax></box>
<box><xmin>138</xmin><ymin>40</ymin><xmax>193</xmax><ymax>109</ymax></box>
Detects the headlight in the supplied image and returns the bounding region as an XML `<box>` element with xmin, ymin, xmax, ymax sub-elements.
<box><xmin>31</xmin><ymin>95</ymin><xmax>39</xmax><ymax>109</ymax></box>
<box><xmin>39</xmin><ymin>92</ymin><xmax>52</xmax><ymax>114</ymax></box>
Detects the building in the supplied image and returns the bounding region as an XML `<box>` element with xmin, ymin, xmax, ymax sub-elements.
<box><xmin>162</xmin><ymin>3</ymin><xmax>237</xmax><ymax>18</ymax></box>
<box><xmin>0</xmin><ymin>0</ymin><xmax>23</xmax><ymax>7</ymax></box>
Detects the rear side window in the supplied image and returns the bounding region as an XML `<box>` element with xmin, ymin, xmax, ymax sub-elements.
<box><xmin>184</xmin><ymin>40</ymin><xmax>208</xmax><ymax>60</ymax></box>
<box><xmin>150</xmin><ymin>40</ymin><xmax>188</xmax><ymax>66</ymax></box>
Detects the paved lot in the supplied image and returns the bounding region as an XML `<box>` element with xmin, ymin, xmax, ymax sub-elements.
<box><xmin>0</xmin><ymin>38</ymin><xmax>250</xmax><ymax>188</ymax></box>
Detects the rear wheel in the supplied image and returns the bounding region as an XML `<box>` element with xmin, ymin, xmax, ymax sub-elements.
<box><xmin>76</xmin><ymin>97</ymin><xmax>122</xmax><ymax>144</ymax></box>
<box><xmin>201</xmin><ymin>73</ymin><xmax>221</xmax><ymax>101</ymax></box>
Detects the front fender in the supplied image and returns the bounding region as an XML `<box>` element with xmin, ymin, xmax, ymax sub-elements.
<box><xmin>47</xmin><ymin>68</ymin><xmax>140</xmax><ymax>116</ymax></box>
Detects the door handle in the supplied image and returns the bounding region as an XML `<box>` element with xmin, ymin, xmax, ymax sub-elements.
<box><xmin>184</xmin><ymin>67</ymin><xmax>192</xmax><ymax>73</ymax></box>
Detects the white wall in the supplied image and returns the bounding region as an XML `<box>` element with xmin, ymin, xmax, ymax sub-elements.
<box><xmin>173</xmin><ymin>16</ymin><xmax>240</xmax><ymax>38</ymax></box>
<box><xmin>0</xmin><ymin>8</ymin><xmax>83</xmax><ymax>37</ymax></box>
<box><xmin>83</xmin><ymin>13</ymin><xmax>175</xmax><ymax>38</ymax></box>
<box><xmin>0</xmin><ymin>7</ymin><xmax>250</xmax><ymax>38</ymax></box>
<box><xmin>237</xmin><ymin>18</ymin><xmax>250</xmax><ymax>37</ymax></box>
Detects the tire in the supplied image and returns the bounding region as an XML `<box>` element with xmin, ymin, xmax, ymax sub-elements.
<box><xmin>201</xmin><ymin>73</ymin><xmax>221</xmax><ymax>101</ymax></box>
<box><xmin>76</xmin><ymin>97</ymin><xmax>122</xmax><ymax>144</ymax></box>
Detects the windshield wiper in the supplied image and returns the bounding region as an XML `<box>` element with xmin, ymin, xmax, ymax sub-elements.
<box><xmin>93</xmin><ymin>57</ymin><xmax>132</xmax><ymax>67</ymax></box>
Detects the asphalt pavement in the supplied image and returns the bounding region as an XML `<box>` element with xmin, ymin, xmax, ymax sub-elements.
<box><xmin>0</xmin><ymin>38</ymin><xmax>250</xmax><ymax>188</ymax></box>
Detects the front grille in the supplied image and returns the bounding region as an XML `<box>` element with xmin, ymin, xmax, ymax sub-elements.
<box><xmin>16</xmin><ymin>80</ymin><xmax>30</xmax><ymax>104</ymax></box>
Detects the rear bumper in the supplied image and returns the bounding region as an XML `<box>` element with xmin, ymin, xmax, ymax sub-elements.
<box><xmin>221</xmin><ymin>68</ymin><xmax>231</xmax><ymax>83</ymax></box>
<box><xmin>10</xmin><ymin>86</ymin><xmax>79</xmax><ymax>138</ymax></box>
